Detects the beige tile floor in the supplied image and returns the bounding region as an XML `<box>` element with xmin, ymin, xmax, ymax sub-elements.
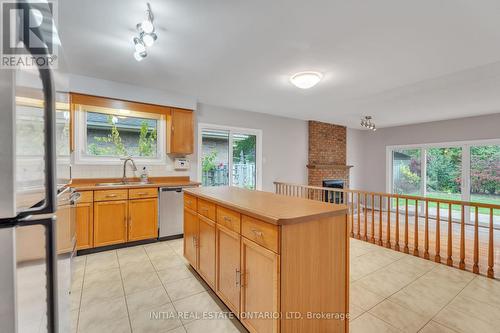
<box><xmin>71</xmin><ymin>238</ymin><xmax>500</xmax><ymax>333</ymax></box>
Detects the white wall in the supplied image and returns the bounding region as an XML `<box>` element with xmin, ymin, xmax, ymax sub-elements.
<box><xmin>194</xmin><ymin>104</ymin><xmax>308</xmax><ymax>192</ymax></box>
<box><xmin>346</xmin><ymin>128</ymin><xmax>364</xmax><ymax>189</ymax></box>
<box><xmin>69</xmin><ymin>75</ymin><xmax>309</xmax><ymax>190</ymax></box>
<box><xmin>348</xmin><ymin>113</ymin><xmax>500</xmax><ymax>193</ymax></box>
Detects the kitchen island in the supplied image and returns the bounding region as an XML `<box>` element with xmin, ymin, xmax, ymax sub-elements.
<box><xmin>183</xmin><ymin>186</ymin><xmax>349</xmax><ymax>333</ymax></box>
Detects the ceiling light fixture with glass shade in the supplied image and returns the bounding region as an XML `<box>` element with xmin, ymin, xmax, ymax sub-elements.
<box><xmin>290</xmin><ymin>71</ymin><xmax>323</xmax><ymax>89</ymax></box>
<box><xmin>132</xmin><ymin>3</ymin><xmax>158</xmax><ymax>61</ymax></box>
<box><xmin>361</xmin><ymin>116</ymin><xmax>377</xmax><ymax>131</ymax></box>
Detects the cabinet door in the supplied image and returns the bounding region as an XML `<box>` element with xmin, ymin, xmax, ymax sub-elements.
<box><xmin>183</xmin><ymin>208</ymin><xmax>198</xmax><ymax>268</ymax></box>
<box><xmin>76</xmin><ymin>203</ymin><xmax>93</xmax><ymax>250</ymax></box>
<box><xmin>198</xmin><ymin>215</ymin><xmax>216</xmax><ymax>288</ymax></box>
<box><xmin>169</xmin><ymin>108</ymin><xmax>194</xmax><ymax>154</ymax></box>
<box><xmin>128</xmin><ymin>198</ymin><xmax>158</xmax><ymax>242</ymax></box>
<box><xmin>241</xmin><ymin>237</ymin><xmax>280</xmax><ymax>333</ymax></box>
<box><xmin>94</xmin><ymin>200</ymin><xmax>128</xmax><ymax>247</ymax></box>
<box><xmin>216</xmin><ymin>224</ymin><xmax>241</xmax><ymax>314</ymax></box>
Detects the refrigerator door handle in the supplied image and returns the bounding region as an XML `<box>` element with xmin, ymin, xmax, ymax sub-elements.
<box><xmin>18</xmin><ymin>26</ymin><xmax>57</xmax><ymax>217</ymax></box>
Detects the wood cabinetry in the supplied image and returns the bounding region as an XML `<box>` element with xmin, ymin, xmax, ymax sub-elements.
<box><xmin>183</xmin><ymin>187</ymin><xmax>349</xmax><ymax>333</ymax></box>
<box><xmin>183</xmin><ymin>207</ymin><xmax>198</xmax><ymax>267</ymax></box>
<box><xmin>128</xmin><ymin>198</ymin><xmax>158</xmax><ymax>242</ymax></box>
<box><xmin>198</xmin><ymin>215</ymin><xmax>216</xmax><ymax>288</ymax></box>
<box><xmin>76</xmin><ymin>202</ymin><xmax>93</xmax><ymax>250</ymax></box>
<box><xmin>168</xmin><ymin>108</ymin><xmax>194</xmax><ymax>155</ymax></box>
<box><xmin>76</xmin><ymin>187</ymin><xmax>159</xmax><ymax>250</ymax></box>
<box><xmin>216</xmin><ymin>223</ymin><xmax>241</xmax><ymax>314</ymax></box>
<box><xmin>93</xmin><ymin>200</ymin><xmax>128</xmax><ymax>247</ymax></box>
<box><xmin>241</xmin><ymin>237</ymin><xmax>280</xmax><ymax>333</ymax></box>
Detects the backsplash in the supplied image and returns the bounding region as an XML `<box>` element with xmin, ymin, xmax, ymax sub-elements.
<box><xmin>71</xmin><ymin>155</ymin><xmax>196</xmax><ymax>180</ymax></box>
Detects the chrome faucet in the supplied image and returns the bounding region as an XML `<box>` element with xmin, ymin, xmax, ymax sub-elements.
<box><xmin>122</xmin><ymin>157</ymin><xmax>137</xmax><ymax>183</ymax></box>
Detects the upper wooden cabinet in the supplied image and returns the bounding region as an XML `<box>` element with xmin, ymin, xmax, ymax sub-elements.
<box><xmin>168</xmin><ymin>108</ymin><xmax>194</xmax><ymax>155</ymax></box>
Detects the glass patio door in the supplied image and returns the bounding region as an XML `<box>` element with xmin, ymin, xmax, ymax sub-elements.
<box><xmin>199</xmin><ymin>125</ymin><xmax>260</xmax><ymax>190</ymax></box>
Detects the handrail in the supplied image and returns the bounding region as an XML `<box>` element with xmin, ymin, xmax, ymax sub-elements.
<box><xmin>274</xmin><ymin>181</ymin><xmax>499</xmax><ymax>279</ymax></box>
<box><xmin>274</xmin><ymin>181</ymin><xmax>500</xmax><ymax>209</ymax></box>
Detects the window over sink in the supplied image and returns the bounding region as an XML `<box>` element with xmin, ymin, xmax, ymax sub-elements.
<box><xmin>73</xmin><ymin>96</ymin><xmax>167</xmax><ymax>165</ymax></box>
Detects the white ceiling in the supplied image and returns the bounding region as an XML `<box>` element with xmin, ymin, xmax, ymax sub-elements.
<box><xmin>59</xmin><ymin>0</ymin><xmax>500</xmax><ymax>128</ymax></box>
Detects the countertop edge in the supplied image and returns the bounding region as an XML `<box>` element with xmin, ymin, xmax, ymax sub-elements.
<box><xmin>184</xmin><ymin>188</ymin><xmax>348</xmax><ymax>226</ymax></box>
<box><xmin>71</xmin><ymin>181</ymin><xmax>201</xmax><ymax>191</ymax></box>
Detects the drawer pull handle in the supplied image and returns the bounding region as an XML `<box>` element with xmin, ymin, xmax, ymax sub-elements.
<box><xmin>252</xmin><ymin>229</ymin><xmax>263</xmax><ymax>237</ymax></box>
<box><xmin>223</xmin><ymin>216</ymin><xmax>231</xmax><ymax>222</ymax></box>
<box><xmin>136</xmin><ymin>192</ymin><xmax>148</xmax><ymax>195</ymax></box>
<box><xmin>105</xmin><ymin>194</ymin><xmax>117</xmax><ymax>198</ymax></box>
<box><xmin>201</xmin><ymin>207</ymin><xmax>208</xmax><ymax>212</ymax></box>
<box><xmin>186</xmin><ymin>200</ymin><xmax>192</xmax><ymax>205</ymax></box>
<box><xmin>235</xmin><ymin>269</ymin><xmax>241</xmax><ymax>286</ymax></box>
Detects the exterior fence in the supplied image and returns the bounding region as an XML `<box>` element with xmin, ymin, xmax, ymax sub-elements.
<box><xmin>274</xmin><ymin>181</ymin><xmax>500</xmax><ymax>279</ymax></box>
<box><xmin>203</xmin><ymin>164</ymin><xmax>255</xmax><ymax>189</ymax></box>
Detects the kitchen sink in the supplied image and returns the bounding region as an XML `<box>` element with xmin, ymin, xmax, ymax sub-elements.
<box><xmin>95</xmin><ymin>181</ymin><xmax>153</xmax><ymax>187</ymax></box>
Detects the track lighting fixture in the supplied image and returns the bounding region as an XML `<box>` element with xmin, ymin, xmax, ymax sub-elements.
<box><xmin>361</xmin><ymin>116</ymin><xmax>377</xmax><ymax>131</ymax></box>
<box><xmin>132</xmin><ymin>3</ymin><xmax>157</xmax><ymax>61</ymax></box>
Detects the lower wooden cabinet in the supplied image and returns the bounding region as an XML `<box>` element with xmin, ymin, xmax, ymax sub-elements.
<box><xmin>93</xmin><ymin>200</ymin><xmax>128</xmax><ymax>247</ymax></box>
<box><xmin>198</xmin><ymin>215</ymin><xmax>216</xmax><ymax>288</ymax></box>
<box><xmin>128</xmin><ymin>198</ymin><xmax>158</xmax><ymax>241</ymax></box>
<box><xmin>183</xmin><ymin>207</ymin><xmax>198</xmax><ymax>267</ymax></box>
<box><xmin>76</xmin><ymin>202</ymin><xmax>93</xmax><ymax>250</ymax></box>
<box><xmin>241</xmin><ymin>237</ymin><xmax>280</xmax><ymax>333</ymax></box>
<box><xmin>215</xmin><ymin>223</ymin><xmax>241</xmax><ymax>314</ymax></box>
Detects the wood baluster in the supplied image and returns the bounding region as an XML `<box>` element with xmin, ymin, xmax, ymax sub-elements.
<box><xmin>459</xmin><ymin>205</ymin><xmax>465</xmax><ymax>269</ymax></box>
<box><xmin>404</xmin><ymin>199</ymin><xmax>409</xmax><ymax>253</ymax></box>
<box><xmin>350</xmin><ymin>192</ymin><xmax>354</xmax><ymax>237</ymax></box>
<box><xmin>386</xmin><ymin>196</ymin><xmax>391</xmax><ymax>248</ymax></box>
<box><xmin>473</xmin><ymin>207</ymin><xmax>479</xmax><ymax>273</ymax></box>
<box><xmin>435</xmin><ymin>202</ymin><xmax>441</xmax><ymax>263</ymax></box>
<box><xmin>447</xmin><ymin>204</ymin><xmax>453</xmax><ymax>266</ymax></box>
<box><xmin>364</xmin><ymin>193</ymin><xmax>368</xmax><ymax>240</ymax></box>
<box><xmin>371</xmin><ymin>194</ymin><xmax>375</xmax><ymax>243</ymax></box>
<box><xmin>487</xmin><ymin>208</ymin><xmax>494</xmax><ymax>278</ymax></box>
<box><xmin>395</xmin><ymin>197</ymin><xmax>400</xmax><ymax>251</ymax></box>
<box><xmin>357</xmin><ymin>193</ymin><xmax>361</xmax><ymax>239</ymax></box>
<box><xmin>414</xmin><ymin>199</ymin><xmax>419</xmax><ymax>256</ymax></box>
<box><xmin>424</xmin><ymin>200</ymin><xmax>429</xmax><ymax>259</ymax></box>
<box><xmin>378</xmin><ymin>196</ymin><xmax>383</xmax><ymax>246</ymax></box>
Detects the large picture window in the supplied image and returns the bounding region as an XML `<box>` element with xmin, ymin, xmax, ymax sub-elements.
<box><xmin>198</xmin><ymin>124</ymin><xmax>262</xmax><ymax>190</ymax></box>
<box><xmin>74</xmin><ymin>103</ymin><xmax>166</xmax><ymax>164</ymax></box>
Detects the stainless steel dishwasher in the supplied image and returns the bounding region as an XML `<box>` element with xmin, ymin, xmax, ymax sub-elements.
<box><xmin>159</xmin><ymin>187</ymin><xmax>194</xmax><ymax>239</ymax></box>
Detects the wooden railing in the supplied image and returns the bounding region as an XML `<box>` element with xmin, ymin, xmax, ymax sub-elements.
<box><xmin>274</xmin><ymin>181</ymin><xmax>500</xmax><ymax>279</ymax></box>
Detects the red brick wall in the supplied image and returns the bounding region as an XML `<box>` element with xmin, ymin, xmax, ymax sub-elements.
<box><xmin>308</xmin><ymin>121</ymin><xmax>349</xmax><ymax>187</ymax></box>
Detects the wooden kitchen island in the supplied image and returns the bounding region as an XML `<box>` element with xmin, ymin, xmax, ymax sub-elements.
<box><xmin>183</xmin><ymin>186</ymin><xmax>349</xmax><ymax>333</ymax></box>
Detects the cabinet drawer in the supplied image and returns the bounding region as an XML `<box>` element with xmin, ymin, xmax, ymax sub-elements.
<box><xmin>216</xmin><ymin>206</ymin><xmax>241</xmax><ymax>233</ymax></box>
<box><xmin>77</xmin><ymin>191</ymin><xmax>93</xmax><ymax>203</ymax></box>
<box><xmin>129</xmin><ymin>187</ymin><xmax>158</xmax><ymax>199</ymax></box>
<box><xmin>184</xmin><ymin>193</ymin><xmax>197</xmax><ymax>211</ymax></box>
<box><xmin>94</xmin><ymin>189</ymin><xmax>128</xmax><ymax>202</ymax></box>
<box><xmin>198</xmin><ymin>199</ymin><xmax>216</xmax><ymax>220</ymax></box>
<box><xmin>242</xmin><ymin>215</ymin><xmax>280</xmax><ymax>253</ymax></box>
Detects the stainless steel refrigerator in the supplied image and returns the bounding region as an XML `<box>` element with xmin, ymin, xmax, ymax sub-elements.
<box><xmin>0</xmin><ymin>2</ymin><xmax>74</xmax><ymax>332</ymax></box>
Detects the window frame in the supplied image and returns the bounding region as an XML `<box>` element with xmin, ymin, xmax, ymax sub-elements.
<box><xmin>197</xmin><ymin>123</ymin><xmax>263</xmax><ymax>190</ymax></box>
<box><xmin>74</xmin><ymin>105</ymin><xmax>167</xmax><ymax>165</ymax></box>
<box><xmin>386</xmin><ymin>138</ymin><xmax>500</xmax><ymax>201</ymax></box>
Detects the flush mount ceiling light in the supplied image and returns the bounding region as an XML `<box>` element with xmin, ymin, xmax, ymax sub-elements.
<box><xmin>361</xmin><ymin>116</ymin><xmax>377</xmax><ymax>131</ymax></box>
<box><xmin>132</xmin><ymin>3</ymin><xmax>158</xmax><ymax>61</ymax></box>
<box><xmin>290</xmin><ymin>71</ymin><xmax>323</xmax><ymax>89</ymax></box>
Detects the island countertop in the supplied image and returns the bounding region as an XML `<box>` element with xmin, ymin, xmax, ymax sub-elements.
<box><xmin>184</xmin><ymin>186</ymin><xmax>347</xmax><ymax>225</ymax></box>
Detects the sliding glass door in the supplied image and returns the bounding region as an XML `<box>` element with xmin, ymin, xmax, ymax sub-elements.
<box><xmin>199</xmin><ymin>124</ymin><xmax>261</xmax><ymax>190</ymax></box>
<box><xmin>388</xmin><ymin>141</ymin><xmax>499</xmax><ymax>222</ymax></box>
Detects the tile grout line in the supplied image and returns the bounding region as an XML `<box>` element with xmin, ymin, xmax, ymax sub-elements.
<box><xmin>144</xmin><ymin>242</ymin><xmax>187</xmax><ymax>332</ymax></box>
<box><xmin>116</xmin><ymin>250</ymin><xmax>134</xmax><ymax>333</ymax></box>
